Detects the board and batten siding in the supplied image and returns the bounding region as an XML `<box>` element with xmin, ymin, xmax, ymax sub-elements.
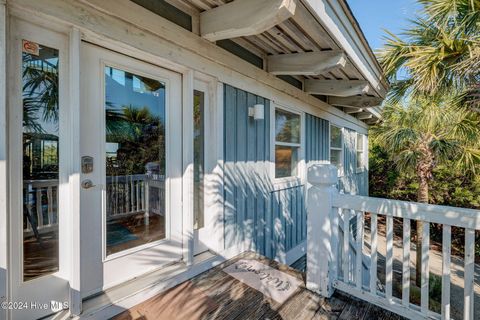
<box><xmin>223</xmin><ymin>85</ymin><xmax>368</xmax><ymax>261</ymax></box>
<box><xmin>340</xmin><ymin>128</ymin><xmax>368</xmax><ymax>195</ymax></box>
<box><xmin>223</xmin><ymin>84</ymin><xmax>306</xmax><ymax>260</ymax></box>
<box><xmin>305</xmin><ymin>114</ymin><xmax>329</xmax><ymax>163</ymax></box>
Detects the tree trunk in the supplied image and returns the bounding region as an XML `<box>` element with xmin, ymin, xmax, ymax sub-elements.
<box><xmin>415</xmin><ymin>149</ymin><xmax>433</xmax><ymax>287</ymax></box>
<box><xmin>415</xmin><ymin>176</ymin><xmax>429</xmax><ymax>287</ymax></box>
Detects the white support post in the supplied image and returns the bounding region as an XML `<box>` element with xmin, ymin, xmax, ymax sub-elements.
<box><xmin>69</xmin><ymin>27</ymin><xmax>82</xmax><ymax>316</ymax></box>
<box><xmin>182</xmin><ymin>69</ymin><xmax>194</xmax><ymax>266</ymax></box>
<box><xmin>306</xmin><ymin>164</ymin><xmax>339</xmax><ymax>297</ymax></box>
<box><xmin>0</xmin><ymin>2</ymin><xmax>8</xmax><ymax>319</ymax></box>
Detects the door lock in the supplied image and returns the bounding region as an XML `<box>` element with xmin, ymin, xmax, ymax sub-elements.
<box><xmin>81</xmin><ymin>179</ymin><xmax>96</xmax><ymax>189</ymax></box>
<box><xmin>81</xmin><ymin>156</ymin><xmax>94</xmax><ymax>174</ymax></box>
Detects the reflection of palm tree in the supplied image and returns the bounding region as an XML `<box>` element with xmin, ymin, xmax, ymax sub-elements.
<box><xmin>22</xmin><ymin>55</ymin><xmax>59</xmax><ymax>132</ymax></box>
<box><xmin>106</xmin><ymin>104</ymin><xmax>162</xmax><ymax>139</ymax></box>
<box><xmin>106</xmin><ymin>104</ymin><xmax>165</xmax><ymax>176</ymax></box>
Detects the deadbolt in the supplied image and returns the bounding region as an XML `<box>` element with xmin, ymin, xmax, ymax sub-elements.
<box><xmin>81</xmin><ymin>156</ymin><xmax>94</xmax><ymax>174</ymax></box>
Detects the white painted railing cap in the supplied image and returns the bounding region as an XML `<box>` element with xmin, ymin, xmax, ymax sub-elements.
<box><xmin>307</xmin><ymin>164</ymin><xmax>338</xmax><ymax>186</ymax></box>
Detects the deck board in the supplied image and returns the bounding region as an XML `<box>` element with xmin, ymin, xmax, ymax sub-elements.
<box><xmin>113</xmin><ymin>253</ymin><xmax>406</xmax><ymax>320</ymax></box>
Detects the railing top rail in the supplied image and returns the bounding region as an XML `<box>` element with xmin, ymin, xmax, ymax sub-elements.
<box><xmin>333</xmin><ymin>193</ymin><xmax>480</xmax><ymax>230</ymax></box>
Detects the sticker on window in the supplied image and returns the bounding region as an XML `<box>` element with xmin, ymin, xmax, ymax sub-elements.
<box><xmin>22</xmin><ymin>40</ymin><xmax>40</xmax><ymax>56</ymax></box>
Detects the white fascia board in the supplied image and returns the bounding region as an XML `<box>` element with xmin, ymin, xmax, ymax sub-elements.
<box><xmin>301</xmin><ymin>0</ymin><xmax>388</xmax><ymax>99</ymax></box>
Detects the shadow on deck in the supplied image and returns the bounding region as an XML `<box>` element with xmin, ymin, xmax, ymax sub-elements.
<box><xmin>113</xmin><ymin>253</ymin><xmax>405</xmax><ymax>320</ymax></box>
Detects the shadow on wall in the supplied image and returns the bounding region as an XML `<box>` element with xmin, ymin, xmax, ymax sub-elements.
<box><xmin>223</xmin><ymin>158</ymin><xmax>307</xmax><ymax>262</ymax></box>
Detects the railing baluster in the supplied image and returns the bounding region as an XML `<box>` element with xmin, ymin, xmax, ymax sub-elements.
<box><xmin>370</xmin><ymin>212</ymin><xmax>378</xmax><ymax>295</ymax></box>
<box><xmin>126</xmin><ymin>178</ymin><xmax>130</xmax><ymax>213</ymax></box>
<box><xmin>25</xmin><ymin>185</ymin><xmax>32</xmax><ymax>231</ymax></box>
<box><xmin>136</xmin><ymin>178</ymin><xmax>140</xmax><ymax>212</ymax></box>
<box><xmin>402</xmin><ymin>218</ymin><xmax>411</xmax><ymax>307</ymax></box>
<box><xmin>441</xmin><ymin>225</ymin><xmax>451</xmax><ymax>320</ymax></box>
<box><xmin>130</xmin><ymin>176</ymin><xmax>134</xmax><ymax>213</ymax></box>
<box><xmin>464</xmin><ymin>228</ymin><xmax>475</xmax><ymax>320</ymax></box>
<box><xmin>343</xmin><ymin>209</ymin><xmax>350</xmax><ymax>283</ymax></box>
<box><xmin>47</xmin><ymin>186</ymin><xmax>53</xmax><ymax>226</ymax></box>
<box><xmin>421</xmin><ymin>222</ymin><xmax>430</xmax><ymax>314</ymax></box>
<box><xmin>356</xmin><ymin>211</ymin><xmax>364</xmax><ymax>289</ymax></box>
<box><xmin>36</xmin><ymin>188</ymin><xmax>43</xmax><ymax>228</ymax></box>
<box><xmin>386</xmin><ymin>215</ymin><xmax>393</xmax><ymax>300</ymax></box>
<box><xmin>330</xmin><ymin>207</ymin><xmax>340</xmax><ymax>285</ymax></box>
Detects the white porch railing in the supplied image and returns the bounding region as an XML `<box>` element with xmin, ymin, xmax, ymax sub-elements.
<box><xmin>24</xmin><ymin>179</ymin><xmax>58</xmax><ymax>235</ymax></box>
<box><xmin>24</xmin><ymin>174</ymin><xmax>165</xmax><ymax>234</ymax></box>
<box><xmin>306</xmin><ymin>164</ymin><xmax>479</xmax><ymax>320</ymax></box>
<box><xmin>105</xmin><ymin>174</ymin><xmax>165</xmax><ymax>219</ymax></box>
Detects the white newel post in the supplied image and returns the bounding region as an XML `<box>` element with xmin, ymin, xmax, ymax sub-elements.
<box><xmin>306</xmin><ymin>164</ymin><xmax>339</xmax><ymax>297</ymax></box>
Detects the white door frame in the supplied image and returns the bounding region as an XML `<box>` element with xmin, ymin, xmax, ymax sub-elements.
<box><xmin>0</xmin><ymin>2</ymin><xmax>9</xmax><ymax>319</ymax></box>
<box><xmin>192</xmin><ymin>75</ymin><xmax>223</xmax><ymax>255</ymax></box>
<box><xmin>80</xmin><ymin>43</ymin><xmax>183</xmax><ymax>295</ymax></box>
<box><xmin>7</xmin><ymin>17</ymin><xmax>72</xmax><ymax>319</ymax></box>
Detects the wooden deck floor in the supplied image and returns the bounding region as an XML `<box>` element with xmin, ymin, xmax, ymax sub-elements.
<box><xmin>114</xmin><ymin>253</ymin><xmax>406</xmax><ymax>320</ymax></box>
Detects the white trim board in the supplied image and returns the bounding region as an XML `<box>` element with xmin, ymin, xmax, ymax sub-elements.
<box><xmin>0</xmin><ymin>2</ymin><xmax>8</xmax><ymax>319</ymax></box>
<box><xmin>7</xmin><ymin>0</ymin><xmax>369</xmax><ymax>133</ymax></box>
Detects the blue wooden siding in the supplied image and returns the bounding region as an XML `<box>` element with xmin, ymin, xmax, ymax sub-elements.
<box><xmin>223</xmin><ymin>84</ymin><xmax>306</xmax><ymax>259</ymax></box>
<box><xmin>224</xmin><ymin>84</ymin><xmax>270</xmax><ymax>254</ymax></box>
<box><xmin>223</xmin><ymin>86</ymin><xmax>368</xmax><ymax>259</ymax></box>
<box><xmin>340</xmin><ymin>128</ymin><xmax>368</xmax><ymax>195</ymax></box>
<box><xmin>305</xmin><ymin>114</ymin><xmax>329</xmax><ymax>163</ymax></box>
<box><xmin>269</xmin><ymin>185</ymin><xmax>306</xmax><ymax>258</ymax></box>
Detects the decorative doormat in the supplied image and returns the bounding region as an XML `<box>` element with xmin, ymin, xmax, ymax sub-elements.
<box><xmin>223</xmin><ymin>259</ymin><xmax>302</xmax><ymax>304</ymax></box>
<box><xmin>106</xmin><ymin>223</ymin><xmax>138</xmax><ymax>247</ymax></box>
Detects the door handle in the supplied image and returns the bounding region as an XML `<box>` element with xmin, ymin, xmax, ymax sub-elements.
<box><xmin>81</xmin><ymin>179</ymin><xmax>96</xmax><ymax>189</ymax></box>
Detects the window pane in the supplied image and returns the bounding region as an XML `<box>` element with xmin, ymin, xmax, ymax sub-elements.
<box><xmin>356</xmin><ymin>133</ymin><xmax>364</xmax><ymax>152</ymax></box>
<box><xmin>105</xmin><ymin>66</ymin><xmax>166</xmax><ymax>256</ymax></box>
<box><xmin>22</xmin><ymin>43</ymin><xmax>60</xmax><ymax>280</ymax></box>
<box><xmin>193</xmin><ymin>90</ymin><xmax>204</xmax><ymax>230</ymax></box>
<box><xmin>330</xmin><ymin>150</ymin><xmax>342</xmax><ymax>167</ymax></box>
<box><xmin>275</xmin><ymin>145</ymin><xmax>298</xmax><ymax>178</ymax></box>
<box><xmin>275</xmin><ymin>109</ymin><xmax>300</xmax><ymax>143</ymax></box>
<box><xmin>357</xmin><ymin>151</ymin><xmax>363</xmax><ymax>169</ymax></box>
<box><xmin>330</xmin><ymin>126</ymin><xmax>342</xmax><ymax>148</ymax></box>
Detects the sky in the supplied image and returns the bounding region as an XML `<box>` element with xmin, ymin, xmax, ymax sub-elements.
<box><xmin>346</xmin><ymin>0</ymin><xmax>422</xmax><ymax>52</ymax></box>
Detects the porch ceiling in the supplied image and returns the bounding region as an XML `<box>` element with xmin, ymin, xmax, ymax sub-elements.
<box><xmin>167</xmin><ymin>0</ymin><xmax>386</xmax><ymax>125</ymax></box>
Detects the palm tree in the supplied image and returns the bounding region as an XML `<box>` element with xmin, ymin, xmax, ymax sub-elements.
<box><xmin>371</xmin><ymin>95</ymin><xmax>480</xmax><ymax>285</ymax></box>
<box><xmin>378</xmin><ymin>0</ymin><xmax>480</xmax><ymax>105</ymax></box>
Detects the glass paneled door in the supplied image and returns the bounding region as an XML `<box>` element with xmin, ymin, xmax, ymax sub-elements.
<box><xmin>8</xmin><ymin>19</ymin><xmax>70</xmax><ymax>320</ymax></box>
<box><xmin>80</xmin><ymin>43</ymin><xmax>183</xmax><ymax>294</ymax></box>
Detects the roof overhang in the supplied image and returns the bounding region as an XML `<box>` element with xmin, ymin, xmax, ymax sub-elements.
<box><xmin>163</xmin><ymin>0</ymin><xmax>389</xmax><ymax>125</ymax></box>
<box><xmin>302</xmin><ymin>0</ymin><xmax>388</xmax><ymax>98</ymax></box>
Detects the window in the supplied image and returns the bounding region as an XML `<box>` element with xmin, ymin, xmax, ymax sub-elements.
<box><xmin>274</xmin><ymin>108</ymin><xmax>301</xmax><ymax>178</ymax></box>
<box><xmin>22</xmin><ymin>42</ymin><xmax>60</xmax><ymax>280</ymax></box>
<box><xmin>193</xmin><ymin>90</ymin><xmax>205</xmax><ymax>230</ymax></box>
<box><xmin>356</xmin><ymin>133</ymin><xmax>365</xmax><ymax>171</ymax></box>
<box><xmin>104</xmin><ymin>66</ymin><xmax>166</xmax><ymax>256</ymax></box>
<box><xmin>330</xmin><ymin>125</ymin><xmax>343</xmax><ymax>172</ymax></box>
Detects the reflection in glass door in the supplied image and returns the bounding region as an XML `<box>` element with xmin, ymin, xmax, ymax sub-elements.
<box><xmin>104</xmin><ymin>66</ymin><xmax>166</xmax><ymax>256</ymax></box>
<box><xmin>193</xmin><ymin>90</ymin><xmax>204</xmax><ymax>231</ymax></box>
<box><xmin>22</xmin><ymin>44</ymin><xmax>60</xmax><ymax>280</ymax></box>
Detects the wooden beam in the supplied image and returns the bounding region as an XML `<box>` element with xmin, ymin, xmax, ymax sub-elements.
<box><xmin>365</xmin><ymin>118</ymin><xmax>380</xmax><ymax>125</ymax></box>
<box><xmin>200</xmin><ymin>0</ymin><xmax>297</xmax><ymax>42</ymax></box>
<box><xmin>357</xmin><ymin>112</ymin><xmax>373</xmax><ymax>120</ymax></box>
<box><xmin>267</xmin><ymin>51</ymin><xmax>346</xmax><ymax>75</ymax></box>
<box><xmin>305</xmin><ymin>79</ymin><xmax>369</xmax><ymax>96</ymax></box>
<box><xmin>343</xmin><ymin>106</ymin><xmax>363</xmax><ymax>114</ymax></box>
<box><xmin>329</xmin><ymin>95</ymin><xmax>383</xmax><ymax>108</ymax></box>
